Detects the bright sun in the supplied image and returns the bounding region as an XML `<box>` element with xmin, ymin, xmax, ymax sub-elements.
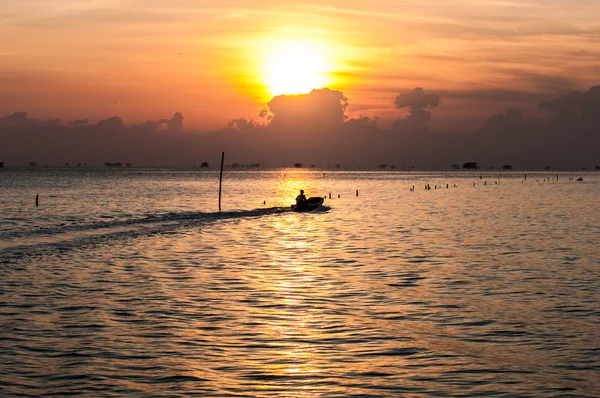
<box><xmin>263</xmin><ymin>40</ymin><xmax>332</xmax><ymax>97</ymax></box>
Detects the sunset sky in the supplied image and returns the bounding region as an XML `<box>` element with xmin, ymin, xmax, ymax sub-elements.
<box><xmin>2</xmin><ymin>0</ymin><xmax>599</xmax><ymax>132</ymax></box>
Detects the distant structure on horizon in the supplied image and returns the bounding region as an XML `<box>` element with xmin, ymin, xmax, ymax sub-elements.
<box><xmin>502</xmin><ymin>165</ymin><xmax>513</xmax><ymax>170</ymax></box>
<box><xmin>105</xmin><ymin>162</ymin><xmax>122</xmax><ymax>167</ymax></box>
<box><xmin>293</xmin><ymin>163</ymin><xmax>302</xmax><ymax>168</ymax></box>
<box><xmin>200</xmin><ymin>162</ymin><xmax>209</xmax><ymax>168</ymax></box>
<box><xmin>463</xmin><ymin>162</ymin><xmax>478</xmax><ymax>170</ymax></box>
<box><xmin>29</xmin><ymin>162</ymin><xmax>37</xmax><ymax>167</ymax></box>
<box><xmin>0</xmin><ymin>161</ymin><xmax>3</xmax><ymax>168</ymax></box>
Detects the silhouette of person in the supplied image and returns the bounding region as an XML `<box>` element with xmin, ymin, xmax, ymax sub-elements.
<box><xmin>296</xmin><ymin>190</ymin><xmax>307</xmax><ymax>205</ymax></box>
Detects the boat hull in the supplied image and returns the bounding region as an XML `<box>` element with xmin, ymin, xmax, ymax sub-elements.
<box><xmin>291</xmin><ymin>197</ymin><xmax>324</xmax><ymax>212</ymax></box>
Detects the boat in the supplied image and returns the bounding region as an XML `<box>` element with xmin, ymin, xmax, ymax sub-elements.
<box><xmin>291</xmin><ymin>197</ymin><xmax>324</xmax><ymax>212</ymax></box>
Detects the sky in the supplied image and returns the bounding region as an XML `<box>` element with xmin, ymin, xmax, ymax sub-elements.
<box><xmin>1</xmin><ymin>0</ymin><xmax>599</xmax><ymax>167</ymax></box>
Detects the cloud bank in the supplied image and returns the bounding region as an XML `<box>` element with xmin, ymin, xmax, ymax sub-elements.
<box><xmin>1</xmin><ymin>86</ymin><xmax>599</xmax><ymax>169</ymax></box>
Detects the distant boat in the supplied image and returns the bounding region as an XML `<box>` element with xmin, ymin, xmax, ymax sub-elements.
<box><xmin>200</xmin><ymin>162</ymin><xmax>209</xmax><ymax>168</ymax></box>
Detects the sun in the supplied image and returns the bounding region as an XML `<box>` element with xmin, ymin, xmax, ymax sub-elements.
<box><xmin>263</xmin><ymin>40</ymin><xmax>332</xmax><ymax>97</ymax></box>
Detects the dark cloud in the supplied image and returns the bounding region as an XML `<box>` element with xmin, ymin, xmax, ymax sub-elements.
<box><xmin>517</xmin><ymin>71</ymin><xmax>579</xmax><ymax>93</ymax></box>
<box><xmin>1</xmin><ymin>86</ymin><xmax>599</xmax><ymax>169</ymax></box>
<box><xmin>0</xmin><ymin>112</ymin><xmax>29</xmax><ymax>124</ymax></box>
<box><xmin>579</xmin><ymin>85</ymin><xmax>600</xmax><ymax>127</ymax></box>
<box><xmin>227</xmin><ymin>117</ymin><xmax>258</xmax><ymax>131</ymax></box>
<box><xmin>441</xmin><ymin>89</ymin><xmax>547</xmax><ymax>104</ymax></box>
<box><xmin>394</xmin><ymin>87</ymin><xmax>440</xmax><ymax>110</ymax></box>
<box><xmin>158</xmin><ymin>112</ymin><xmax>184</xmax><ymax>131</ymax></box>
<box><xmin>479</xmin><ymin>108</ymin><xmax>526</xmax><ymax>134</ymax></box>
<box><xmin>69</xmin><ymin>118</ymin><xmax>89</xmax><ymax>127</ymax></box>
<box><xmin>96</xmin><ymin>116</ymin><xmax>125</xmax><ymax>130</ymax></box>
<box><xmin>393</xmin><ymin>87</ymin><xmax>440</xmax><ymax>132</ymax></box>
<box><xmin>267</xmin><ymin>88</ymin><xmax>348</xmax><ymax>129</ymax></box>
<box><xmin>344</xmin><ymin>116</ymin><xmax>379</xmax><ymax>133</ymax></box>
<box><xmin>539</xmin><ymin>91</ymin><xmax>581</xmax><ymax>123</ymax></box>
<box><xmin>540</xmin><ymin>85</ymin><xmax>600</xmax><ymax>128</ymax></box>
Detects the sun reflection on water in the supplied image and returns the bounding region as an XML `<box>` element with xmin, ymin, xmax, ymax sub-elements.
<box><xmin>270</xmin><ymin>170</ymin><xmax>329</xmax><ymax>208</ymax></box>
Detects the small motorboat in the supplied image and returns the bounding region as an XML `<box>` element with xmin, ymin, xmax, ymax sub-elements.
<box><xmin>291</xmin><ymin>197</ymin><xmax>324</xmax><ymax>212</ymax></box>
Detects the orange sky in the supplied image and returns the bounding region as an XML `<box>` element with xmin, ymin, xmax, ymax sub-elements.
<box><xmin>1</xmin><ymin>0</ymin><xmax>599</xmax><ymax>131</ymax></box>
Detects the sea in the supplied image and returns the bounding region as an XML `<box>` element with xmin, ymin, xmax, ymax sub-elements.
<box><xmin>1</xmin><ymin>168</ymin><xmax>599</xmax><ymax>397</ymax></box>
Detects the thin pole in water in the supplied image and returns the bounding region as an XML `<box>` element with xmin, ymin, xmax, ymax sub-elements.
<box><xmin>218</xmin><ymin>151</ymin><xmax>224</xmax><ymax>211</ymax></box>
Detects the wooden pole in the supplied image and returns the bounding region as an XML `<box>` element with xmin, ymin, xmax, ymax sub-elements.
<box><xmin>218</xmin><ymin>152</ymin><xmax>225</xmax><ymax>211</ymax></box>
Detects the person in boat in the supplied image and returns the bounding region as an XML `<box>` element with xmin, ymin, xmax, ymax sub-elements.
<box><xmin>295</xmin><ymin>190</ymin><xmax>307</xmax><ymax>206</ymax></box>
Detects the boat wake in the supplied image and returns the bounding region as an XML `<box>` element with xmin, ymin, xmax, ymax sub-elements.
<box><xmin>0</xmin><ymin>207</ymin><xmax>290</xmax><ymax>262</ymax></box>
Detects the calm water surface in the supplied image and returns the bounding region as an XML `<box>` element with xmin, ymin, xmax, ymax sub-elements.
<box><xmin>1</xmin><ymin>169</ymin><xmax>599</xmax><ymax>397</ymax></box>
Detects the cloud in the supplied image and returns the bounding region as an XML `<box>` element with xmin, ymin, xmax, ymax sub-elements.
<box><xmin>267</xmin><ymin>88</ymin><xmax>349</xmax><ymax>129</ymax></box>
<box><xmin>540</xmin><ymin>85</ymin><xmax>600</xmax><ymax>129</ymax></box>
<box><xmin>0</xmin><ymin>112</ymin><xmax>61</xmax><ymax>126</ymax></box>
<box><xmin>441</xmin><ymin>89</ymin><xmax>547</xmax><ymax>104</ymax></box>
<box><xmin>579</xmin><ymin>85</ymin><xmax>600</xmax><ymax>127</ymax></box>
<box><xmin>96</xmin><ymin>116</ymin><xmax>125</xmax><ymax>130</ymax></box>
<box><xmin>0</xmin><ymin>112</ymin><xmax>29</xmax><ymax>124</ymax></box>
<box><xmin>479</xmin><ymin>108</ymin><xmax>526</xmax><ymax>135</ymax></box>
<box><xmin>1</xmin><ymin>85</ymin><xmax>599</xmax><ymax>169</ymax></box>
<box><xmin>516</xmin><ymin>71</ymin><xmax>579</xmax><ymax>94</ymax></box>
<box><xmin>69</xmin><ymin>118</ymin><xmax>89</xmax><ymax>127</ymax></box>
<box><xmin>394</xmin><ymin>87</ymin><xmax>440</xmax><ymax>110</ymax></box>
<box><xmin>539</xmin><ymin>91</ymin><xmax>581</xmax><ymax>120</ymax></box>
<box><xmin>344</xmin><ymin>116</ymin><xmax>379</xmax><ymax>133</ymax></box>
<box><xmin>158</xmin><ymin>112</ymin><xmax>184</xmax><ymax>131</ymax></box>
<box><xmin>393</xmin><ymin>87</ymin><xmax>440</xmax><ymax>132</ymax></box>
<box><xmin>227</xmin><ymin>117</ymin><xmax>258</xmax><ymax>131</ymax></box>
